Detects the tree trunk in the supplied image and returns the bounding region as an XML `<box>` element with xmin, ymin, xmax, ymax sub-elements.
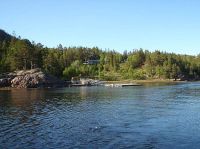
<box><xmin>24</xmin><ymin>59</ymin><xmax>27</xmax><ymax>70</ymax></box>
<box><xmin>31</xmin><ymin>61</ymin><xmax>33</xmax><ymax>69</ymax></box>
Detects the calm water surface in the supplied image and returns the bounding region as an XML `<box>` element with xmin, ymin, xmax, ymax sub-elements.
<box><xmin>0</xmin><ymin>82</ymin><xmax>200</xmax><ymax>148</ymax></box>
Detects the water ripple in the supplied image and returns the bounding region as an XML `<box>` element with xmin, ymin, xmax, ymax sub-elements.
<box><xmin>1</xmin><ymin>83</ymin><xmax>200</xmax><ymax>148</ymax></box>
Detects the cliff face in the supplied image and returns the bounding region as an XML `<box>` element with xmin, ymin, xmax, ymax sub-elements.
<box><xmin>0</xmin><ymin>69</ymin><xmax>65</xmax><ymax>88</ymax></box>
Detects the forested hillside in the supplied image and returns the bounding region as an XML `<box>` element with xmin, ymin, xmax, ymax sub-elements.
<box><xmin>0</xmin><ymin>29</ymin><xmax>199</xmax><ymax>81</ymax></box>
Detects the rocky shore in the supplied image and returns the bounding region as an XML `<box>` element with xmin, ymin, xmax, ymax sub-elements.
<box><xmin>0</xmin><ymin>69</ymin><xmax>65</xmax><ymax>88</ymax></box>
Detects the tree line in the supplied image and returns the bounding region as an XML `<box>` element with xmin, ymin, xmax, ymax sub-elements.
<box><xmin>0</xmin><ymin>29</ymin><xmax>200</xmax><ymax>81</ymax></box>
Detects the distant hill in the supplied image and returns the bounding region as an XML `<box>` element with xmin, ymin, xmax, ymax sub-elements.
<box><xmin>0</xmin><ymin>29</ymin><xmax>12</xmax><ymax>42</ymax></box>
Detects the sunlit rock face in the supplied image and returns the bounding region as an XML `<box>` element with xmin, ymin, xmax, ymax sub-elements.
<box><xmin>0</xmin><ymin>69</ymin><xmax>65</xmax><ymax>88</ymax></box>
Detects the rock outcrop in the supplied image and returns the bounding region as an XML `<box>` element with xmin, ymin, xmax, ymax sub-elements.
<box><xmin>0</xmin><ymin>69</ymin><xmax>65</xmax><ymax>88</ymax></box>
<box><xmin>0</xmin><ymin>78</ymin><xmax>12</xmax><ymax>87</ymax></box>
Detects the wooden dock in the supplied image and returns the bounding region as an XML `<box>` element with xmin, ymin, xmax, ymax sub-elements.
<box><xmin>104</xmin><ymin>83</ymin><xmax>142</xmax><ymax>87</ymax></box>
<box><xmin>120</xmin><ymin>83</ymin><xmax>142</xmax><ymax>87</ymax></box>
<box><xmin>71</xmin><ymin>84</ymin><xmax>89</xmax><ymax>87</ymax></box>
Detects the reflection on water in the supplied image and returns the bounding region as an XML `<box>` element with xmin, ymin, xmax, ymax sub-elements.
<box><xmin>1</xmin><ymin>82</ymin><xmax>200</xmax><ymax>148</ymax></box>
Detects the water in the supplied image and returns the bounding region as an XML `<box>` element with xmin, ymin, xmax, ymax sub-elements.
<box><xmin>0</xmin><ymin>82</ymin><xmax>200</xmax><ymax>149</ymax></box>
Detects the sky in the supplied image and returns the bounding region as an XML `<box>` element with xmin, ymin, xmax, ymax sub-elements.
<box><xmin>1</xmin><ymin>0</ymin><xmax>200</xmax><ymax>55</ymax></box>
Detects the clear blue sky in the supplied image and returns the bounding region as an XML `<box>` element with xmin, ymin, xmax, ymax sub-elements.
<box><xmin>1</xmin><ymin>0</ymin><xmax>200</xmax><ymax>55</ymax></box>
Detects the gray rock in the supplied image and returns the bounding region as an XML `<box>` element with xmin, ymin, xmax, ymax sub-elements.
<box><xmin>0</xmin><ymin>69</ymin><xmax>65</xmax><ymax>88</ymax></box>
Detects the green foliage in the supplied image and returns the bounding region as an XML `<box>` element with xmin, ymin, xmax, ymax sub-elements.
<box><xmin>126</xmin><ymin>49</ymin><xmax>145</xmax><ymax>69</ymax></box>
<box><xmin>8</xmin><ymin>39</ymin><xmax>35</xmax><ymax>70</ymax></box>
<box><xmin>43</xmin><ymin>49</ymin><xmax>64</xmax><ymax>77</ymax></box>
<box><xmin>63</xmin><ymin>66</ymin><xmax>78</xmax><ymax>80</ymax></box>
<box><xmin>0</xmin><ymin>29</ymin><xmax>200</xmax><ymax>81</ymax></box>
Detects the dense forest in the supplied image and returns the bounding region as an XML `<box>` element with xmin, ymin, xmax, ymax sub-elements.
<box><xmin>0</xmin><ymin>29</ymin><xmax>200</xmax><ymax>81</ymax></box>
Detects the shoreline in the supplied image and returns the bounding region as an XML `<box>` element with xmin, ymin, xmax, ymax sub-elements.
<box><xmin>0</xmin><ymin>79</ymin><xmax>193</xmax><ymax>90</ymax></box>
<box><xmin>105</xmin><ymin>79</ymin><xmax>188</xmax><ymax>84</ymax></box>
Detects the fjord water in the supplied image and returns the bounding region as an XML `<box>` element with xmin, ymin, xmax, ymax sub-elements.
<box><xmin>0</xmin><ymin>82</ymin><xmax>200</xmax><ymax>148</ymax></box>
